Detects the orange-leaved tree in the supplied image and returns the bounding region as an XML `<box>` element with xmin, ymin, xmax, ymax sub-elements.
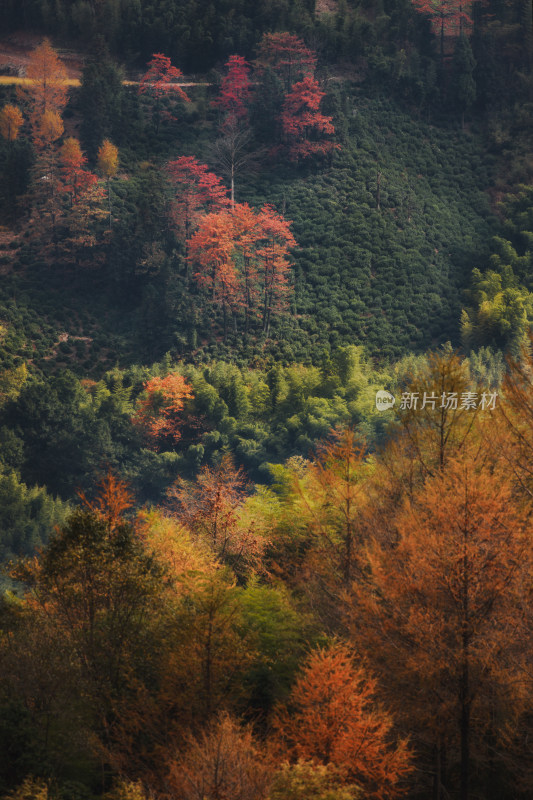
<box><xmin>349</xmin><ymin>452</ymin><xmax>533</xmax><ymax>800</ymax></box>
<box><xmin>60</xmin><ymin>137</ymin><xmax>98</xmax><ymax>205</ymax></box>
<box><xmin>189</xmin><ymin>202</ymin><xmax>295</xmax><ymax>339</ymax></box>
<box><xmin>0</xmin><ymin>104</ymin><xmax>24</xmax><ymax>142</ymax></box>
<box><xmin>18</xmin><ymin>38</ymin><xmax>68</xmax><ymax>136</ymax></box>
<box><xmin>79</xmin><ymin>470</ymin><xmax>135</xmax><ymax>531</ymax></box>
<box><xmin>97</xmin><ymin>138</ymin><xmax>119</xmax><ymax>229</ymax></box>
<box><xmin>131</xmin><ymin>372</ymin><xmax>194</xmax><ymax>450</ymax></box>
<box><xmin>272</xmin><ymin>643</ymin><xmax>412</xmax><ymax>799</ymax></box>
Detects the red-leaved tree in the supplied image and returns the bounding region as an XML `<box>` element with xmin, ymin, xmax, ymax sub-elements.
<box><xmin>139</xmin><ymin>53</ymin><xmax>190</xmax><ymax>131</ymax></box>
<box><xmin>255</xmin><ymin>33</ymin><xmax>317</xmax><ymax>91</ymax></box>
<box><xmin>167</xmin><ymin>156</ymin><xmax>230</xmax><ymax>253</ymax></box>
<box><xmin>280</xmin><ymin>76</ymin><xmax>338</xmax><ymax>161</ymax></box>
<box><xmin>188</xmin><ymin>202</ymin><xmax>296</xmax><ymax>338</ymax></box>
<box><xmin>212</xmin><ymin>55</ymin><xmax>253</xmax><ymax>127</ymax></box>
<box><xmin>412</xmin><ymin>0</ymin><xmax>473</xmax><ymax>61</ymax></box>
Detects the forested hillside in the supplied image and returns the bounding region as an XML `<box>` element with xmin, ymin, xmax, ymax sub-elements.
<box><xmin>0</xmin><ymin>1</ymin><xmax>533</xmax><ymax>798</ymax></box>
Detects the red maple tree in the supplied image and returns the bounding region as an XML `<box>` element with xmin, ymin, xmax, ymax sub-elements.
<box><xmin>280</xmin><ymin>75</ymin><xmax>338</xmax><ymax>161</ymax></box>
<box><xmin>255</xmin><ymin>32</ymin><xmax>317</xmax><ymax>91</ymax></box>
<box><xmin>212</xmin><ymin>55</ymin><xmax>253</xmax><ymax>126</ymax></box>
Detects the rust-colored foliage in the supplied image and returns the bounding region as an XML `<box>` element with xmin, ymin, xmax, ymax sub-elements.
<box><xmin>18</xmin><ymin>38</ymin><xmax>68</xmax><ymax>135</ymax></box>
<box><xmin>349</xmin><ymin>453</ymin><xmax>532</xmax><ymax>800</ymax></box>
<box><xmin>0</xmin><ymin>103</ymin><xmax>24</xmax><ymax>141</ymax></box>
<box><xmin>131</xmin><ymin>372</ymin><xmax>194</xmax><ymax>449</ymax></box>
<box><xmin>273</xmin><ymin>643</ymin><xmax>412</xmax><ymax>799</ymax></box>
<box><xmin>188</xmin><ymin>202</ymin><xmax>296</xmax><ymax>337</ymax></box>
<box><xmin>79</xmin><ymin>471</ymin><xmax>134</xmax><ymax>531</ymax></box>
<box><xmin>255</xmin><ymin>32</ymin><xmax>317</xmax><ymax>91</ymax></box>
<box><xmin>280</xmin><ymin>75</ymin><xmax>338</xmax><ymax>161</ymax></box>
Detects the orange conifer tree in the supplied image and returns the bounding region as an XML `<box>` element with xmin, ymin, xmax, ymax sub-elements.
<box><xmin>273</xmin><ymin>643</ymin><xmax>412</xmax><ymax>799</ymax></box>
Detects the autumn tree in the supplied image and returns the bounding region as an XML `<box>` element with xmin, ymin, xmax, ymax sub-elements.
<box><xmin>280</xmin><ymin>76</ymin><xmax>338</xmax><ymax>161</ymax></box>
<box><xmin>98</xmin><ymin>514</ymin><xmax>254</xmax><ymax>785</ymax></box>
<box><xmin>349</xmin><ymin>453</ymin><xmax>533</xmax><ymax>800</ymax></box>
<box><xmin>188</xmin><ymin>209</ymin><xmax>240</xmax><ymax>340</ymax></box>
<box><xmin>131</xmin><ymin>371</ymin><xmax>194</xmax><ymax>450</ymax></box>
<box><xmin>287</xmin><ymin>429</ymin><xmax>368</xmax><ymax>628</ymax></box>
<box><xmin>255</xmin><ymin>33</ymin><xmax>317</xmax><ymax>91</ymax></box>
<box><xmin>257</xmin><ymin>203</ymin><xmax>296</xmax><ymax>335</ymax></box>
<box><xmin>138</xmin><ymin>52</ymin><xmax>190</xmax><ymax>132</ymax></box>
<box><xmin>10</xmin><ymin>498</ymin><xmax>163</xmax><ymax>730</ymax></box>
<box><xmin>189</xmin><ymin>202</ymin><xmax>296</xmax><ymax>339</ymax></box>
<box><xmin>59</xmin><ymin>137</ymin><xmax>98</xmax><ymax>205</ymax></box>
<box><xmin>0</xmin><ymin>104</ymin><xmax>24</xmax><ymax>142</ymax></box>
<box><xmin>97</xmin><ymin>138</ymin><xmax>118</xmax><ymax>228</ymax></box>
<box><xmin>213</xmin><ymin>55</ymin><xmax>253</xmax><ymax>126</ymax></box>
<box><xmin>392</xmin><ymin>346</ymin><xmax>483</xmax><ymax>479</ymax></box>
<box><xmin>166</xmin><ymin>155</ymin><xmax>229</xmax><ymax>253</ymax></box>
<box><xmin>272</xmin><ymin>644</ymin><xmax>412</xmax><ymax>799</ymax></box>
<box><xmin>79</xmin><ymin>470</ymin><xmax>134</xmax><ymax>531</ymax></box>
<box><xmin>48</xmin><ymin>136</ymin><xmax>104</xmax><ymax>265</ymax></box>
<box><xmin>29</xmin><ymin>108</ymin><xmax>64</xmax><ymax>252</ymax></box>
<box><xmin>167</xmin><ymin>712</ymin><xmax>273</xmax><ymax>800</ymax></box>
<box><xmin>17</xmin><ymin>38</ymin><xmax>68</xmax><ymax>135</ymax></box>
<box><xmin>412</xmin><ymin>0</ymin><xmax>473</xmax><ymax>64</ymax></box>
<box><xmin>167</xmin><ymin>453</ymin><xmax>266</xmax><ymax>575</ymax></box>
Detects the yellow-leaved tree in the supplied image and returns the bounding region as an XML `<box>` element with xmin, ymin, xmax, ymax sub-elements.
<box><xmin>97</xmin><ymin>138</ymin><xmax>119</xmax><ymax>228</ymax></box>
